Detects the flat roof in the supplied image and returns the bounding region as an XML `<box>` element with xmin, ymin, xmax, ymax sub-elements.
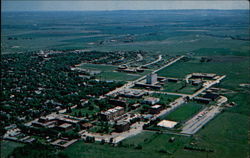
<box><xmin>151</xmin><ymin>105</ymin><xmax>161</xmax><ymax>108</ymax></box>
<box><xmin>59</xmin><ymin>123</ymin><xmax>72</xmax><ymax>128</ymax></box>
<box><xmin>144</xmin><ymin>97</ymin><xmax>159</xmax><ymax>101</ymax></box>
<box><xmin>157</xmin><ymin>120</ymin><xmax>178</xmax><ymax>128</ymax></box>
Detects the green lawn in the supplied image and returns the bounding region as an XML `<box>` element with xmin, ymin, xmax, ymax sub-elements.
<box><xmin>0</xmin><ymin>140</ymin><xmax>24</xmax><ymax>158</ymax></box>
<box><xmin>122</xmin><ymin>131</ymin><xmax>191</xmax><ymax>154</ymax></box>
<box><xmin>174</xmin><ymin>112</ymin><xmax>249</xmax><ymax>158</ymax></box>
<box><xmin>149</xmin><ymin>93</ymin><xmax>180</xmax><ymax>105</ymax></box>
<box><xmin>161</xmin><ymin>102</ymin><xmax>204</xmax><ymax>122</ymax></box>
<box><xmin>162</xmin><ymin>81</ymin><xmax>201</xmax><ymax>94</ymax></box>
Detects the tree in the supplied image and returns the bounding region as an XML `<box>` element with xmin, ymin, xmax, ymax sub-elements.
<box><xmin>109</xmin><ymin>137</ymin><xmax>114</xmax><ymax>144</ymax></box>
<box><xmin>100</xmin><ymin>139</ymin><xmax>105</xmax><ymax>145</ymax></box>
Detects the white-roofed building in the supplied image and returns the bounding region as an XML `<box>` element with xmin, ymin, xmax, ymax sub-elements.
<box><xmin>157</xmin><ymin>120</ymin><xmax>178</xmax><ymax>128</ymax></box>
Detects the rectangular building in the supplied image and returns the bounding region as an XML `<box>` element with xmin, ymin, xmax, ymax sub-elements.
<box><xmin>146</xmin><ymin>73</ymin><xmax>158</xmax><ymax>85</ymax></box>
<box><xmin>100</xmin><ymin>106</ymin><xmax>125</xmax><ymax>121</ymax></box>
<box><xmin>143</xmin><ymin>97</ymin><xmax>160</xmax><ymax>105</ymax></box>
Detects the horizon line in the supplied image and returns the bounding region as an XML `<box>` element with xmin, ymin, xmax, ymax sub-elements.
<box><xmin>2</xmin><ymin>9</ymin><xmax>249</xmax><ymax>12</ymax></box>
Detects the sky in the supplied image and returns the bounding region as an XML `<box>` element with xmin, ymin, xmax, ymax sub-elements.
<box><xmin>2</xmin><ymin>0</ymin><xmax>249</xmax><ymax>12</ymax></box>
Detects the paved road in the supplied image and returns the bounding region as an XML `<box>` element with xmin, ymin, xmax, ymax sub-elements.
<box><xmin>181</xmin><ymin>106</ymin><xmax>222</xmax><ymax>135</ymax></box>
<box><xmin>142</xmin><ymin>55</ymin><xmax>162</xmax><ymax>67</ymax></box>
<box><xmin>181</xmin><ymin>96</ymin><xmax>227</xmax><ymax>135</ymax></box>
<box><xmin>137</xmin><ymin>54</ymin><xmax>143</xmax><ymax>61</ymax></box>
<box><xmin>106</xmin><ymin>55</ymin><xmax>185</xmax><ymax>96</ymax></box>
<box><xmin>190</xmin><ymin>75</ymin><xmax>226</xmax><ymax>99</ymax></box>
<box><xmin>131</xmin><ymin>88</ymin><xmax>190</xmax><ymax>97</ymax></box>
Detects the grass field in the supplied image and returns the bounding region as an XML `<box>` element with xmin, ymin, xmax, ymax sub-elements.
<box><xmin>160</xmin><ymin>102</ymin><xmax>204</xmax><ymax>122</ymax></box>
<box><xmin>162</xmin><ymin>81</ymin><xmax>200</xmax><ymax>94</ymax></box>
<box><xmin>0</xmin><ymin>141</ymin><xmax>24</xmax><ymax>158</ymax></box>
<box><xmin>174</xmin><ymin>112</ymin><xmax>249</xmax><ymax>158</ymax></box>
<box><xmin>149</xmin><ymin>93</ymin><xmax>180</xmax><ymax>105</ymax></box>
<box><xmin>63</xmin><ymin>132</ymin><xmax>191</xmax><ymax>158</ymax></box>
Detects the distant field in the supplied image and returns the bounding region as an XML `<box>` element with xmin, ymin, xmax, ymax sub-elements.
<box><xmin>2</xmin><ymin>10</ymin><xmax>249</xmax><ymax>55</ymax></box>
<box><xmin>160</xmin><ymin>102</ymin><xmax>204</xmax><ymax>122</ymax></box>
<box><xmin>0</xmin><ymin>141</ymin><xmax>24</xmax><ymax>158</ymax></box>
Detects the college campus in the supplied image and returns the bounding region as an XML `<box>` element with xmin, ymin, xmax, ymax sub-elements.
<box><xmin>1</xmin><ymin>1</ymin><xmax>249</xmax><ymax>158</ymax></box>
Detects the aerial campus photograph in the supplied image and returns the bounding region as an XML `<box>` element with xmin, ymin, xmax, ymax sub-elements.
<box><xmin>0</xmin><ymin>0</ymin><xmax>249</xmax><ymax>158</ymax></box>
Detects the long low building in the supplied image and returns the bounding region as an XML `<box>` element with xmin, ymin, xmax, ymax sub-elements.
<box><xmin>143</xmin><ymin>97</ymin><xmax>160</xmax><ymax>105</ymax></box>
<box><xmin>191</xmin><ymin>73</ymin><xmax>217</xmax><ymax>79</ymax></box>
<box><xmin>135</xmin><ymin>83</ymin><xmax>161</xmax><ymax>89</ymax></box>
<box><xmin>31</xmin><ymin>113</ymin><xmax>85</xmax><ymax>130</ymax></box>
<box><xmin>118</xmin><ymin>89</ymin><xmax>147</xmax><ymax>98</ymax></box>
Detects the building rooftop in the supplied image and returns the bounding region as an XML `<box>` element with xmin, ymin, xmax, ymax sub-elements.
<box><xmin>192</xmin><ymin>73</ymin><xmax>216</xmax><ymax>78</ymax></box>
<box><xmin>157</xmin><ymin>120</ymin><xmax>178</xmax><ymax>128</ymax></box>
<box><xmin>101</xmin><ymin>106</ymin><xmax>124</xmax><ymax>115</ymax></box>
<box><xmin>144</xmin><ymin>97</ymin><xmax>160</xmax><ymax>102</ymax></box>
<box><xmin>151</xmin><ymin>105</ymin><xmax>161</xmax><ymax>109</ymax></box>
<box><xmin>59</xmin><ymin>123</ymin><xmax>72</xmax><ymax>129</ymax></box>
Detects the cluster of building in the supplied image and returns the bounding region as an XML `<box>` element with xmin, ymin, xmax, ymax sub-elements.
<box><xmin>185</xmin><ymin>73</ymin><xmax>218</xmax><ymax>85</ymax></box>
<box><xmin>117</xmin><ymin>64</ymin><xmax>144</xmax><ymax>73</ymax></box>
<box><xmin>114</xmin><ymin>113</ymin><xmax>141</xmax><ymax>132</ymax></box>
<box><xmin>194</xmin><ymin>92</ymin><xmax>220</xmax><ymax>104</ymax></box>
<box><xmin>3</xmin><ymin>126</ymin><xmax>36</xmax><ymax>144</ymax></box>
<box><xmin>135</xmin><ymin>73</ymin><xmax>166</xmax><ymax>89</ymax></box>
<box><xmin>100</xmin><ymin>106</ymin><xmax>125</xmax><ymax>121</ymax></box>
<box><xmin>99</xmin><ymin>94</ymin><xmax>164</xmax><ymax>132</ymax></box>
<box><xmin>29</xmin><ymin>113</ymin><xmax>85</xmax><ymax>132</ymax></box>
<box><xmin>118</xmin><ymin>89</ymin><xmax>147</xmax><ymax>98</ymax></box>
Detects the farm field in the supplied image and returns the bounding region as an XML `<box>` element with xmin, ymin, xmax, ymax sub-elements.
<box><xmin>2</xmin><ymin>10</ymin><xmax>249</xmax><ymax>56</ymax></box>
